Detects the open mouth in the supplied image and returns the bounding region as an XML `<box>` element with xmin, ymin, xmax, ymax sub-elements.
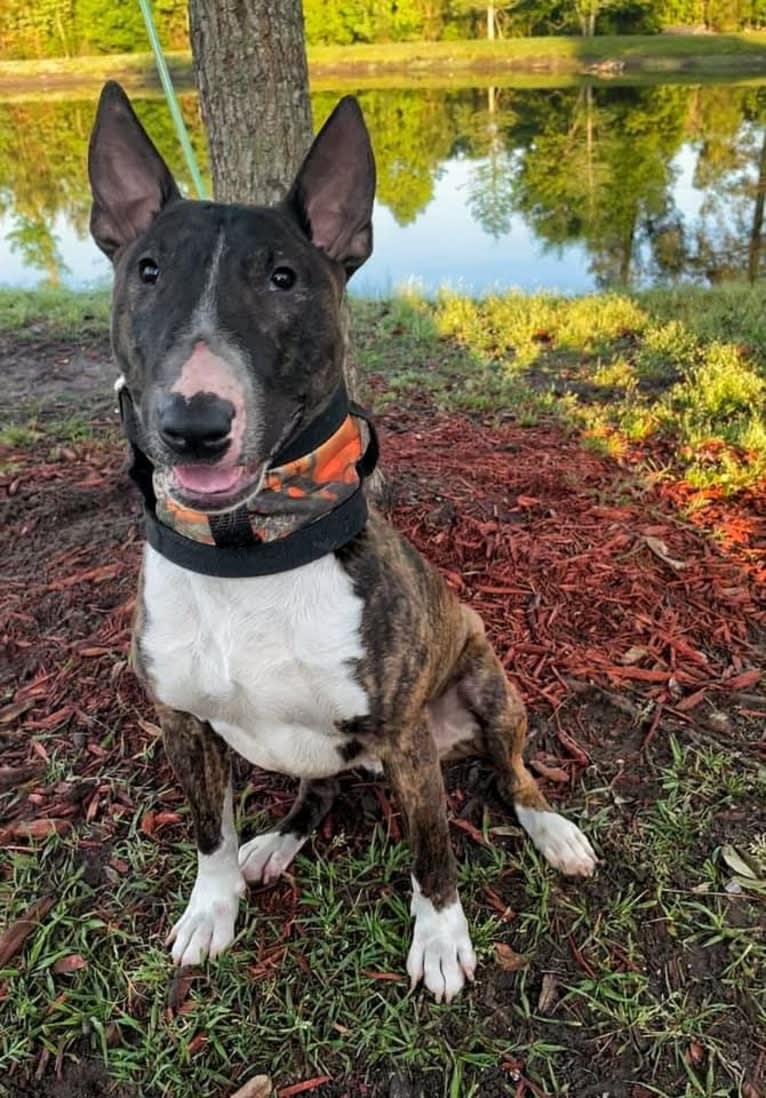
<box><xmin>170</xmin><ymin>463</ymin><xmax>263</xmax><ymax>508</ymax></box>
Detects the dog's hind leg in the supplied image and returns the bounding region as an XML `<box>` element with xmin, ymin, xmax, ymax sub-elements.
<box><xmin>448</xmin><ymin>613</ymin><xmax>597</xmax><ymax>877</ymax></box>
<box><xmin>158</xmin><ymin>705</ymin><xmax>245</xmax><ymax>966</ymax></box>
<box><xmin>238</xmin><ymin>778</ymin><xmax>338</xmax><ymax>884</ymax></box>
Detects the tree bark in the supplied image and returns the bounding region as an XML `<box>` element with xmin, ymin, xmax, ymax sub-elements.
<box><xmin>188</xmin><ymin>0</ymin><xmax>313</xmax><ymax>206</ymax></box>
<box><xmin>487</xmin><ymin>2</ymin><xmax>496</xmax><ymax>39</ymax></box>
<box><xmin>747</xmin><ymin>129</ymin><xmax>766</xmax><ymax>283</ymax></box>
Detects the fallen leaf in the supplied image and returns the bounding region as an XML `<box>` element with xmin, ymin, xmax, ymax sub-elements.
<box><xmin>730</xmin><ymin>876</ymin><xmax>766</xmax><ymax>895</ymax></box>
<box><xmin>137</xmin><ymin>718</ymin><xmax>162</xmax><ymax>738</ymax></box>
<box><xmin>620</xmin><ymin>645</ymin><xmax>649</xmax><ymax>666</ymax></box>
<box><xmin>229</xmin><ymin>1076</ymin><xmax>273</xmax><ymax>1098</ymax></box>
<box><xmin>168</xmin><ymin>970</ymin><xmax>194</xmax><ymax>1013</ymax></box>
<box><xmin>0</xmin><ymin>896</ymin><xmax>55</xmax><ymax>966</ymax></box>
<box><xmin>721</xmin><ymin>845</ymin><xmax>758</xmax><ymax>879</ymax></box>
<box><xmin>643</xmin><ymin>535</ymin><xmax>687</xmax><ymax>571</ymax></box>
<box><xmin>140</xmin><ymin>811</ymin><xmax>156</xmax><ymax>836</ymax></box>
<box><xmin>52</xmin><ymin>954</ymin><xmax>88</xmax><ymax>975</ymax></box>
<box><xmin>494</xmin><ymin>943</ymin><xmax>528</xmax><ymax>972</ymax></box>
<box><xmin>537</xmin><ymin>973</ymin><xmax>558</xmax><ymax>1013</ymax></box>
<box><xmin>688</xmin><ymin>1041</ymin><xmax>705</xmax><ymax>1066</ymax></box>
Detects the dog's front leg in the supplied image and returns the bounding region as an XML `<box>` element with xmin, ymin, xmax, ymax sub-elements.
<box><xmin>384</xmin><ymin>717</ymin><xmax>477</xmax><ymax>1003</ymax></box>
<box><xmin>157</xmin><ymin>705</ymin><xmax>245</xmax><ymax>966</ymax></box>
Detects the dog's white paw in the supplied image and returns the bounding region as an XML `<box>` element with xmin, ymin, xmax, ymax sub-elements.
<box><xmin>407</xmin><ymin>882</ymin><xmax>477</xmax><ymax>1004</ymax></box>
<box><xmin>515</xmin><ymin>806</ymin><xmax>597</xmax><ymax>877</ymax></box>
<box><xmin>166</xmin><ymin>871</ymin><xmax>245</xmax><ymax>967</ymax></box>
<box><xmin>238</xmin><ymin>830</ymin><xmax>305</xmax><ymax>884</ymax></box>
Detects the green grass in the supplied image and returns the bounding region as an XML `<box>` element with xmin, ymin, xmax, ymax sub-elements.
<box><xmin>2</xmin><ymin>33</ymin><xmax>766</xmax><ymax>94</ymax></box>
<box><xmin>1</xmin><ymin>735</ymin><xmax>763</xmax><ymax>1096</ymax></box>
<box><xmin>0</xmin><ymin>286</ymin><xmax>110</xmax><ymax>337</ymax></box>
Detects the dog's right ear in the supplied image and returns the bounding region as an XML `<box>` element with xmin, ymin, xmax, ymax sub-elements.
<box><xmin>88</xmin><ymin>81</ymin><xmax>181</xmax><ymax>259</ymax></box>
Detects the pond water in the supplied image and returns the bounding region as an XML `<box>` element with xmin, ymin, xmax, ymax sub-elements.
<box><xmin>1</xmin><ymin>79</ymin><xmax>765</xmax><ymax>295</ymax></box>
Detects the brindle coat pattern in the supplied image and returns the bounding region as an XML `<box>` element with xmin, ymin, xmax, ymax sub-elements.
<box><xmin>135</xmin><ymin>509</ymin><xmax>552</xmax><ymax>914</ymax></box>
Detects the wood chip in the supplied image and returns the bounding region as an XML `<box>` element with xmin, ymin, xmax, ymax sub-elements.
<box><xmin>0</xmin><ymin>764</ymin><xmax>45</xmax><ymax>792</ymax></box>
<box><xmin>0</xmin><ymin>896</ymin><xmax>55</xmax><ymax>966</ymax></box>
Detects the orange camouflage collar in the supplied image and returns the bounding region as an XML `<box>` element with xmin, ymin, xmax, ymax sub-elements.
<box><xmin>153</xmin><ymin>412</ymin><xmax>366</xmax><ymax>547</ymax></box>
<box><xmin>118</xmin><ymin>383</ymin><xmax>379</xmax><ymax>578</ymax></box>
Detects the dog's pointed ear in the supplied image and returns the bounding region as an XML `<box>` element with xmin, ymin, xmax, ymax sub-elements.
<box><xmin>287</xmin><ymin>96</ymin><xmax>375</xmax><ymax>278</ymax></box>
<box><xmin>88</xmin><ymin>81</ymin><xmax>181</xmax><ymax>259</ymax></box>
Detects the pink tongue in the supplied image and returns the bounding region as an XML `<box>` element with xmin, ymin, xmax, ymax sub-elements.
<box><xmin>174</xmin><ymin>464</ymin><xmax>243</xmax><ymax>494</ymax></box>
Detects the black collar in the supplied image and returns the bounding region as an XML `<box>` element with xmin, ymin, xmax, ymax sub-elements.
<box><xmin>117</xmin><ymin>382</ymin><xmax>378</xmax><ymax>578</ymax></box>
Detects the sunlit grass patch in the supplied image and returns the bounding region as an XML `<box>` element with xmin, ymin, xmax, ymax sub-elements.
<box><xmin>396</xmin><ymin>284</ymin><xmax>766</xmax><ymax>494</ymax></box>
<box><xmin>0</xmin><ymin>287</ymin><xmax>111</xmax><ymax>337</ymax></box>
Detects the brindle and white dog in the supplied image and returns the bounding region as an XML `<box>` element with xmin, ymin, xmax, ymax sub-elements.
<box><xmin>88</xmin><ymin>82</ymin><xmax>596</xmax><ymax>1004</ymax></box>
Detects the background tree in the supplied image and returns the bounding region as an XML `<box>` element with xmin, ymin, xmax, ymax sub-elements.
<box><xmin>187</xmin><ymin>0</ymin><xmax>312</xmax><ymax>206</ymax></box>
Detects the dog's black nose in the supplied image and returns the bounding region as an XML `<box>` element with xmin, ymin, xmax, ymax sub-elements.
<box><xmin>158</xmin><ymin>392</ymin><xmax>234</xmax><ymax>458</ymax></box>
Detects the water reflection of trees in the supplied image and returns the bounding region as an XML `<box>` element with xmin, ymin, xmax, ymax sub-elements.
<box><xmin>1</xmin><ymin>82</ymin><xmax>766</xmax><ymax>286</ymax></box>
<box><xmin>0</xmin><ymin>96</ymin><xmax>207</xmax><ymax>283</ymax></box>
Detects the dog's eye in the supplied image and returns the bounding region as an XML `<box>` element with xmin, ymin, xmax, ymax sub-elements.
<box><xmin>139</xmin><ymin>258</ymin><xmax>160</xmax><ymax>285</ymax></box>
<box><xmin>271</xmin><ymin>266</ymin><xmax>296</xmax><ymax>290</ymax></box>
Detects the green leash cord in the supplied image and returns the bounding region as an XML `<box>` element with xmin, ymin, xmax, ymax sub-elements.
<box><xmin>137</xmin><ymin>0</ymin><xmax>207</xmax><ymax>199</ymax></box>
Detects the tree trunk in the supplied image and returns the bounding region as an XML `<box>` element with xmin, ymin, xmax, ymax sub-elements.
<box><xmin>747</xmin><ymin>129</ymin><xmax>766</xmax><ymax>283</ymax></box>
<box><xmin>487</xmin><ymin>2</ymin><xmax>496</xmax><ymax>39</ymax></box>
<box><xmin>188</xmin><ymin>0</ymin><xmax>313</xmax><ymax>206</ymax></box>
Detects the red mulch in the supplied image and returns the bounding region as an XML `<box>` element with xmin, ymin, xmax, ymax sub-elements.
<box><xmin>1</xmin><ymin>409</ymin><xmax>764</xmax><ymax>837</ymax></box>
<box><xmin>385</xmin><ymin>410</ymin><xmax>764</xmax><ymax>708</ymax></box>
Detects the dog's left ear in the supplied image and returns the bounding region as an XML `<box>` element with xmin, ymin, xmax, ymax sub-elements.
<box><xmin>287</xmin><ymin>97</ymin><xmax>376</xmax><ymax>278</ymax></box>
<box><xmin>88</xmin><ymin>81</ymin><xmax>181</xmax><ymax>259</ymax></box>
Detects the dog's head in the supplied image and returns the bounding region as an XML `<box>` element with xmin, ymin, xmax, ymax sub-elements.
<box><xmin>88</xmin><ymin>82</ymin><xmax>375</xmax><ymax>508</ymax></box>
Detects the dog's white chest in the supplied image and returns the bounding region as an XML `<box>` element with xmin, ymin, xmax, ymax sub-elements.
<box><xmin>141</xmin><ymin>546</ymin><xmax>371</xmax><ymax>778</ymax></box>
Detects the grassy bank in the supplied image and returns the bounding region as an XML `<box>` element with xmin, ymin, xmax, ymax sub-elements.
<box><xmin>2</xmin><ymin>283</ymin><xmax>764</xmax><ymax>495</ymax></box>
<box><xmin>2</xmin><ymin>33</ymin><xmax>766</xmax><ymax>94</ymax></box>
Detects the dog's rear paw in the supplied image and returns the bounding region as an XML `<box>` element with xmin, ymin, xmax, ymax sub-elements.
<box><xmin>238</xmin><ymin>830</ymin><xmax>305</xmax><ymax>884</ymax></box>
<box><xmin>407</xmin><ymin>883</ymin><xmax>477</xmax><ymax>1004</ymax></box>
<box><xmin>166</xmin><ymin>879</ymin><xmax>243</xmax><ymax>966</ymax></box>
<box><xmin>515</xmin><ymin>806</ymin><xmax>597</xmax><ymax>877</ymax></box>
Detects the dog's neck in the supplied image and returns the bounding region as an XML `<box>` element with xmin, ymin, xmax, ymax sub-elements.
<box><xmin>117</xmin><ymin>383</ymin><xmax>378</xmax><ymax>578</ymax></box>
